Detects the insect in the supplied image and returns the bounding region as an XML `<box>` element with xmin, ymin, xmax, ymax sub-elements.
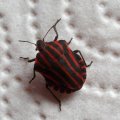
<box><xmin>19</xmin><ymin>18</ymin><xmax>93</xmax><ymax>111</ymax></box>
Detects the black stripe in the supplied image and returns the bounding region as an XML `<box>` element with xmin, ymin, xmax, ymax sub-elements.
<box><xmin>41</xmin><ymin>49</ymin><xmax>78</xmax><ymax>88</ymax></box>
<box><xmin>36</xmin><ymin>54</ymin><xmax>65</xmax><ymax>86</ymax></box>
<box><xmin>58</xmin><ymin>40</ymin><xmax>67</xmax><ymax>48</ymax></box>
<box><xmin>58</xmin><ymin>40</ymin><xmax>82</xmax><ymax>69</ymax></box>
<box><xmin>34</xmin><ymin>61</ymin><xmax>60</xmax><ymax>86</ymax></box>
<box><xmin>81</xmin><ymin>68</ymin><xmax>86</xmax><ymax>73</ymax></box>
<box><xmin>83</xmin><ymin>75</ymin><xmax>86</xmax><ymax>79</ymax></box>
<box><xmin>47</xmin><ymin>43</ymin><xmax>84</xmax><ymax>86</ymax></box>
<box><xmin>57</xmin><ymin>40</ymin><xmax>78</xmax><ymax>69</ymax></box>
<box><xmin>59</xmin><ymin>57</ymin><xmax>83</xmax><ymax>85</ymax></box>
<box><xmin>48</xmin><ymin>42</ymin><xmax>63</xmax><ymax>54</ymax></box>
<box><xmin>64</xmin><ymin>50</ymin><xmax>81</xmax><ymax>72</ymax></box>
<box><xmin>36</xmin><ymin>52</ymin><xmax>76</xmax><ymax>89</ymax></box>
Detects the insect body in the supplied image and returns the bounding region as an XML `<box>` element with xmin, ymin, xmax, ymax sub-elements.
<box><xmin>19</xmin><ymin>19</ymin><xmax>92</xmax><ymax>111</ymax></box>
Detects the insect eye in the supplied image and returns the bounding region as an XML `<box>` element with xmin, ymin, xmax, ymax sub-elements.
<box><xmin>36</xmin><ymin>40</ymin><xmax>45</xmax><ymax>51</ymax></box>
<box><xmin>36</xmin><ymin>40</ymin><xmax>42</xmax><ymax>47</ymax></box>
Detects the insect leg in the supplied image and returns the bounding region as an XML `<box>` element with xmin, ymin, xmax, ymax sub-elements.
<box><xmin>20</xmin><ymin>57</ymin><xmax>36</xmax><ymax>83</ymax></box>
<box><xmin>20</xmin><ymin>57</ymin><xmax>35</xmax><ymax>62</ymax></box>
<box><xmin>53</xmin><ymin>25</ymin><xmax>58</xmax><ymax>41</ymax></box>
<box><xmin>29</xmin><ymin>66</ymin><xmax>36</xmax><ymax>84</ymax></box>
<box><xmin>67</xmin><ymin>37</ymin><xmax>73</xmax><ymax>45</ymax></box>
<box><xmin>42</xmin><ymin>18</ymin><xmax>61</xmax><ymax>41</ymax></box>
<box><xmin>46</xmin><ymin>84</ymin><xmax>61</xmax><ymax>111</ymax></box>
<box><xmin>73</xmin><ymin>50</ymin><xmax>93</xmax><ymax>67</ymax></box>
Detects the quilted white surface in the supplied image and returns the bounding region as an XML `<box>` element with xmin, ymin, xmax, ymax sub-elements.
<box><xmin>0</xmin><ymin>0</ymin><xmax>120</xmax><ymax>120</ymax></box>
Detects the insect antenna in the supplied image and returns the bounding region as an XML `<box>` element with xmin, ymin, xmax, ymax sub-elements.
<box><xmin>42</xmin><ymin>18</ymin><xmax>61</xmax><ymax>41</ymax></box>
<box><xmin>19</xmin><ymin>40</ymin><xmax>36</xmax><ymax>46</ymax></box>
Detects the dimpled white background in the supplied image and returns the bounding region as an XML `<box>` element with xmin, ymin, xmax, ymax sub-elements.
<box><xmin>0</xmin><ymin>0</ymin><xmax>120</xmax><ymax>120</ymax></box>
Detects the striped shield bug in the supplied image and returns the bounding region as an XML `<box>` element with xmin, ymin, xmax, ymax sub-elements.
<box><xmin>19</xmin><ymin>18</ymin><xmax>93</xmax><ymax>111</ymax></box>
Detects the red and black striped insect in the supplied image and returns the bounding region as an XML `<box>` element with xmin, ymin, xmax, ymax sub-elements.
<box><xmin>19</xmin><ymin>19</ymin><xmax>93</xmax><ymax>111</ymax></box>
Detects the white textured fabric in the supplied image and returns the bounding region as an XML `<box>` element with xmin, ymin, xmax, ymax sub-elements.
<box><xmin>0</xmin><ymin>0</ymin><xmax>120</xmax><ymax>120</ymax></box>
